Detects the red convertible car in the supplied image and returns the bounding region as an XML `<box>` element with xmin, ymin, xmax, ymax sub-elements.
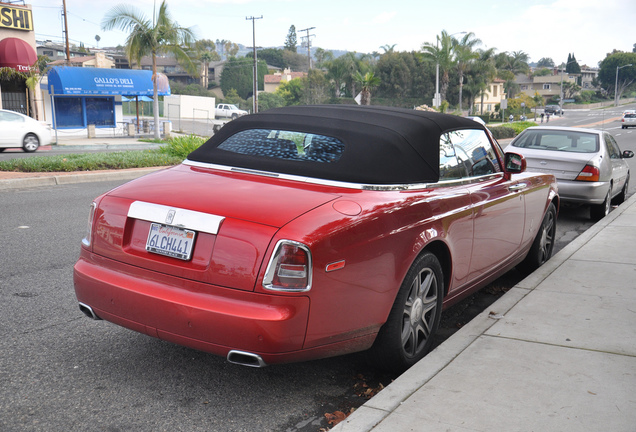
<box><xmin>74</xmin><ymin>106</ymin><xmax>558</xmax><ymax>372</ymax></box>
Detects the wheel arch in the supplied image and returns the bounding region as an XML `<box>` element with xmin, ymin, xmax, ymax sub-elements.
<box><xmin>421</xmin><ymin>240</ymin><xmax>452</xmax><ymax>297</ymax></box>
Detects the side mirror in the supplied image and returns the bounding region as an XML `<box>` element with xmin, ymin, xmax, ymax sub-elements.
<box><xmin>623</xmin><ymin>150</ymin><xmax>634</xmax><ymax>159</ymax></box>
<box><xmin>504</xmin><ymin>152</ymin><xmax>526</xmax><ymax>174</ymax></box>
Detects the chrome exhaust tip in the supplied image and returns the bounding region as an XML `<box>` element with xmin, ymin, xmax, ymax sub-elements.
<box><xmin>227</xmin><ymin>350</ymin><xmax>267</xmax><ymax>368</ymax></box>
<box><xmin>78</xmin><ymin>302</ymin><xmax>101</xmax><ymax>320</ymax></box>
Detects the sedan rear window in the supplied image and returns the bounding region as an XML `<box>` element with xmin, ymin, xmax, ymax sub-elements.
<box><xmin>217</xmin><ymin>129</ymin><xmax>345</xmax><ymax>163</ymax></box>
<box><xmin>512</xmin><ymin>130</ymin><xmax>599</xmax><ymax>153</ymax></box>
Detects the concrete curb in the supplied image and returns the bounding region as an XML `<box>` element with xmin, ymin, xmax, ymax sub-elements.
<box><xmin>331</xmin><ymin>192</ymin><xmax>636</xmax><ymax>431</ymax></box>
<box><xmin>0</xmin><ymin>167</ymin><xmax>166</xmax><ymax>190</ymax></box>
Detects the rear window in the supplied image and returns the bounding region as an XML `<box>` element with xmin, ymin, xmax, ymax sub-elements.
<box><xmin>511</xmin><ymin>130</ymin><xmax>599</xmax><ymax>153</ymax></box>
<box><xmin>217</xmin><ymin>128</ymin><xmax>345</xmax><ymax>163</ymax></box>
<box><xmin>624</xmin><ymin>113</ymin><xmax>636</xmax><ymax>119</ymax></box>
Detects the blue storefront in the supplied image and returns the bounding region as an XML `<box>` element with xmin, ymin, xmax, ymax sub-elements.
<box><xmin>45</xmin><ymin>66</ymin><xmax>170</xmax><ymax>133</ymax></box>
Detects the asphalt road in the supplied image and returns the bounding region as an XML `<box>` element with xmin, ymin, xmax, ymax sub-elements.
<box><xmin>1</xmin><ymin>104</ymin><xmax>634</xmax><ymax>431</ymax></box>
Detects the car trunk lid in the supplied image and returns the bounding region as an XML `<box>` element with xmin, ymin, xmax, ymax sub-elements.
<box><xmin>522</xmin><ymin>152</ymin><xmax>595</xmax><ymax>181</ymax></box>
<box><xmin>90</xmin><ymin>164</ymin><xmax>340</xmax><ymax>291</ymax></box>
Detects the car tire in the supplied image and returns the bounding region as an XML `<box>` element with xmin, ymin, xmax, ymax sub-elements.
<box><xmin>0</xmin><ymin>148</ymin><xmax>5</xmax><ymax>152</ymax></box>
<box><xmin>367</xmin><ymin>251</ymin><xmax>443</xmax><ymax>373</ymax></box>
<box><xmin>590</xmin><ymin>186</ymin><xmax>612</xmax><ymax>221</ymax></box>
<box><xmin>22</xmin><ymin>133</ymin><xmax>40</xmax><ymax>152</ymax></box>
<box><xmin>612</xmin><ymin>175</ymin><xmax>629</xmax><ymax>206</ymax></box>
<box><xmin>518</xmin><ymin>202</ymin><xmax>556</xmax><ymax>274</ymax></box>
<box><xmin>231</xmin><ymin>114</ymin><xmax>238</xmax><ymax>120</ymax></box>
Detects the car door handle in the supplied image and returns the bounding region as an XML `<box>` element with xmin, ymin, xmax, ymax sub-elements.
<box><xmin>508</xmin><ymin>183</ymin><xmax>528</xmax><ymax>192</ymax></box>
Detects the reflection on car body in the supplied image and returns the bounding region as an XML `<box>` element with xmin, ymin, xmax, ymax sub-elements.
<box><xmin>507</xmin><ymin>126</ymin><xmax>633</xmax><ymax>221</ymax></box>
<box><xmin>74</xmin><ymin>106</ymin><xmax>559</xmax><ymax>372</ymax></box>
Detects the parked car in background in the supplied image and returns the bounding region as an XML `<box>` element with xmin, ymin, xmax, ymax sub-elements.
<box><xmin>74</xmin><ymin>106</ymin><xmax>558</xmax><ymax>372</ymax></box>
<box><xmin>622</xmin><ymin>110</ymin><xmax>636</xmax><ymax>129</ymax></box>
<box><xmin>216</xmin><ymin>104</ymin><xmax>248</xmax><ymax>119</ymax></box>
<box><xmin>544</xmin><ymin>105</ymin><xmax>563</xmax><ymax>115</ymax></box>
<box><xmin>0</xmin><ymin>109</ymin><xmax>52</xmax><ymax>152</ymax></box>
<box><xmin>506</xmin><ymin>126</ymin><xmax>633</xmax><ymax>221</ymax></box>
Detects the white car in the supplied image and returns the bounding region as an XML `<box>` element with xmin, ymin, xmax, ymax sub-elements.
<box><xmin>216</xmin><ymin>104</ymin><xmax>248</xmax><ymax>119</ymax></box>
<box><xmin>506</xmin><ymin>126</ymin><xmax>633</xmax><ymax>221</ymax></box>
<box><xmin>0</xmin><ymin>109</ymin><xmax>52</xmax><ymax>152</ymax></box>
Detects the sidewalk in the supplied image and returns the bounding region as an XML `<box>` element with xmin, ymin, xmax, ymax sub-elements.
<box><xmin>333</xmin><ymin>194</ymin><xmax>636</xmax><ymax>431</ymax></box>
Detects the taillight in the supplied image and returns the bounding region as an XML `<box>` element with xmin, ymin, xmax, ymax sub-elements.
<box><xmin>263</xmin><ymin>240</ymin><xmax>312</xmax><ymax>292</ymax></box>
<box><xmin>81</xmin><ymin>202</ymin><xmax>97</xmax><ymax>248</ymax></box>
<box><xmin>575</xmin><ymin>165</ymin><xmax>600</xmax><ymax>182</ymax></box>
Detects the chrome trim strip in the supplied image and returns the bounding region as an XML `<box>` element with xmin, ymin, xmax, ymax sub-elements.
<box><xmin>128</xmin><ymin>201</ymin><xmax>225</xmax><ymax>235</ymax></box>
<box><xmin>183</xmin><ymin>160</ymin><xmax>503</xmax><ymax>191</ymax></box>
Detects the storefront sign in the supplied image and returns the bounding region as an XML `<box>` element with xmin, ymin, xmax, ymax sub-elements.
<box><xmin>0</xmin><ymin>6</ymin><xmax>33</xmax><ymax>31</ymax></box>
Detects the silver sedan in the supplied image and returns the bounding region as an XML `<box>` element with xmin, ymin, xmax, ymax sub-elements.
<box><xmin>506</xmin><ymin>126</ymin><xmax>633</xmax><ymax>221</ymax></box>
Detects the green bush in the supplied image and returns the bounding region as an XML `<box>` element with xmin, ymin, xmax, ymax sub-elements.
<box><xmin>489</xmin><ymin>126</ymin><xmax>516</xmax><ymax>139</ymax></box>
<box><xmin>157</xmin><ymin>135</ymin><xmax>207</xmax><ymax>159</ymax></box>
<box><xmin>0</xmin><ymin>151</ymin><xmax>182</xmax><ymax>172</ymax></box>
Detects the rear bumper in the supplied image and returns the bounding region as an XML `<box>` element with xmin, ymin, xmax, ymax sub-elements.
<box><xmin>557</xmin><ymin>180</ymin><xmax>609</xmax><ymax>205</ymax></box>
<box><xmin>73</xmin><ymin>250</ymin><xmax>312</xmax><ymax>361</ymax></box>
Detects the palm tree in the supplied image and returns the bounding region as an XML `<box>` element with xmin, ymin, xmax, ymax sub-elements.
<box><xmin>354</xmin><ymin>71</ymin><xmax>381</xmax><ymax>105</ymax></box>
<box><xmin>453</xmin><ymin>32</ymin><xmax>481</xmax><ymax>112</ymax></box>
<box><xmin>102</xmin><ymin>1</ymin><xmax>196</xmax><ymax>139</ymax></box>
<box><xmin>195</xmin><ymin>39</ymin><xmax>219</xmax><ymax>89</ymax></box>
<box><xmin>421</xmin><ymin>30</ymin><xmax>455</xmax><ymax>104</ymax></box>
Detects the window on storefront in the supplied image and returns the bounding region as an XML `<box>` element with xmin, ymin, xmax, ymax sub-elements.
<box><xmin>86</xmin><ymin>98</ymin><xmax>115</xmax><ymax>126</ymax></box>
<box><xmin>53</xmin><ymin>97</ymin><xmax>115</xmax><ymax>128</ymax></box>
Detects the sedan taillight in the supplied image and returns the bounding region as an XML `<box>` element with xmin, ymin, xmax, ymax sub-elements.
<box><xmin>575</xmin><ymin>165</ymin><xmax>600</xmax><ymax>182</ymax></box>
<box><xmin>82</xmin><ymin>202</ymin><xmax>97</xmax><ymax>248</ymax></box>
<box><xmin>263</xmin><ymin>240</ymin><xmax>312</xmax><ymax>292</ymax></box>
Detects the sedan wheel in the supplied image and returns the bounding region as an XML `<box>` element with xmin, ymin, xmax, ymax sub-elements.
<box><xmin>367</xmin><ymin>252</ymin><xmax>443</xmax><ymax>372</ymax></box>
<box><xmin>22</xmin><ymin>134</ymin><xmax>40</xmax><ymax>152</ymax></box>
<box><xmin>612</xmin><ymin>175</ymin><xmax>629</xmax><ymax>206</ymax></box>
<box><xmin>590</xmin><ymin>187</ymin><xmax>611</xmax><ymax>221</ymax></box>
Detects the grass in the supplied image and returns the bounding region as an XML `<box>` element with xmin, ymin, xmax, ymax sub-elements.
<box><xmin>0</xmin><ymin>135</ymin><xmax>206</xmax><ymax>173</ymax></box>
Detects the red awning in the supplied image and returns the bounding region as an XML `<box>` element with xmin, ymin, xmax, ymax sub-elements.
<box><xmin>0</xmin><ymin>37</ymin><xmax>38</xmax><ymax>72</ymax></box>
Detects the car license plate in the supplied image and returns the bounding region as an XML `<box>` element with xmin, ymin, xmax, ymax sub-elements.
<box><xmin>146</xmin><ymin>223</ymin><xmax>196</xmax><ymax>260</ymax></box>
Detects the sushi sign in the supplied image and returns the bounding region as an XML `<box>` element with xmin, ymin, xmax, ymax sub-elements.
<box><xmin>0</xmin><ymin>6</ymin><xmax>33</xmax><ymax>31</ymax></box>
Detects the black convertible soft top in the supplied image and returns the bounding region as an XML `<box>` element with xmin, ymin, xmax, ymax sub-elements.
<box><xmin>187</xmin><ymin>105</ymin><xmax>486</xmax><ymax>184</ymax></box>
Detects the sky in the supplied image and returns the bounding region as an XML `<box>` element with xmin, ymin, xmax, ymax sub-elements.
<box><xmin>29</xmin><ymin>0</ymin><xmax>635</xmax><ymax>68</ymax></box>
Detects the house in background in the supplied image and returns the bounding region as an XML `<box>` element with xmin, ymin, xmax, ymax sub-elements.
<box><xmin>473</xmin><ymin>79</ymin><xmax>506</xmax><ymax>115</ymax></box>
<box><xmin>48</xmin><ymin>52</ymin><xmax>115</xmax><ymax>69</ymax></box>
<box><xmin>264</xmin><ymin>68</ymin><xmax>307</xmax><ymax>93</ymax></box>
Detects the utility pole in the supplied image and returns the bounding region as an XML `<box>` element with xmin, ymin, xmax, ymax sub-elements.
<box><xmin>299</xmin><ymin>27</ymin><xmax>315</xmax><ymax>71</ymax></box>
<box><xmin>246</xmin><ymin>15</ymin><xmax>263</xmax><ymax>113</ymax></box>
<box><xmin>62</xmin><ymin>0</ymin><xmax>71</xmax><ymax>65</ymax></box>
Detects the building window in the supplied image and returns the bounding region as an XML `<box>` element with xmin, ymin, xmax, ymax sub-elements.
<box><xmin>53</xmin><ymin>96</ymin><xmax>115</xmax><ymax>128</ymax></box>
<box><xmin>86</xmin><ymin>98</ymin><xmax>115</xmax><ymax>126</ymax></box>
<box><xmin>493</xmin><ymin>86</ymin><xmax>497</xmax><ymax>97</ymax></box>
<box><xmin>520</xmin><ymin>85</ymin><xmax>528</xmax><ymax>90</ymax></box>
<box><xmin>543</xmin><ymin>84</ymin><xmax>551</xmax><ymax>90</ymax></box>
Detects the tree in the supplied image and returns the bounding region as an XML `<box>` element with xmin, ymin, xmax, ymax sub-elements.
<box><xmin>284</xmin><ymin>25</ymin><xmax>297</xmax><ymax>52</ymax></box>
<box><xmin>195</xmin><ymin>39</ymin><xmax>220</xmax><ymax>89</ymax></box>
<box><xmin>597</xmin><ymin>52</ymin><xmax>636</xmax><ymax>102</ymax></box>
<box><xmin>495</xmin><ymin>51</ymin><xmax>530</xmax><ymax>99</ymax></box>
<box><xmin>464</xmin><ymin>48</ymin><xmax>496</xmax><ymax>115</ymax></box>
<box><xmin>254</xmin><ymin>91</ymin><xmax>285</xmax><ymax>111</ymax></box>
<box><xmin>453</xmin><ymin>32</ymin><xmax>481</xmax><ymax>112</ymax></box>
<box><xmin>313</xmin><ymin>48</ymin><xmax>334</xmax><ymax>69</ymax></box>
<box><xmin>248</xmin><ymin>47</ymin><xmax>285</xmax><ymax>68</ymax></box>
<box><xmin>275</xmin><ymin>77</ymin><xmax>304</xmax><ymax>105</ymax></box>
<box><xmin>354</xmin><ymin>71</ymin><xmax>380</xmax><ymax>105</ymax></box>
<box><xmin>102</xmin><ymin>1</ymin><xmax>196</xmax><ymax>139</ymax></box>
<box><xmin>565</xmin><ymin>53</ymin><xmax>581</xmax><ymax>74</ymax></box>
<box><xmin>537</xmin><ymin>57</ymin><xmax>554</xmax><ymax>68</ymax></box>
<box><xmin>421</xmin><ymin>30</ymin><xmax>456</xmax><ymax>104</ymax></box>
<box><xmin>220</xmin><ymin>57</ymin><xmax>267</xmax><ymax>99</ymax></box>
